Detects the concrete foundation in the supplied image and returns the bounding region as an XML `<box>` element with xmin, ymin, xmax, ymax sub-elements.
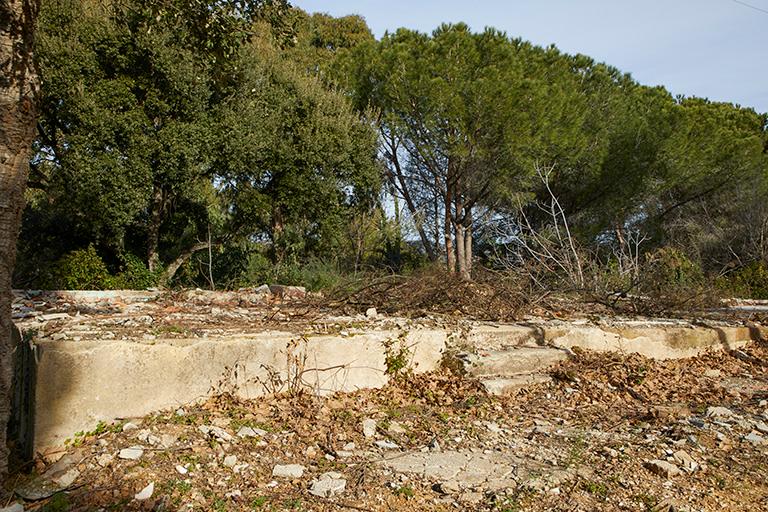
<box><xmin>29</xmin><ymin>320</ymin><xmax>766</xmax><ymax>452</ymax></box>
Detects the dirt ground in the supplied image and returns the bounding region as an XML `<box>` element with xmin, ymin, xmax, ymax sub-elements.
<box><xmin>9</xmin><ymin>340</ymin><xmax>768</xmax><ymax>512</ymax></box>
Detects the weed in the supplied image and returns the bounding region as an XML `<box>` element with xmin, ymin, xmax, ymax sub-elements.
<box><xmin>383</xmin><ymin>334</ymin><xmax>412</xmax><ymax>379</ymax></box>
<box><xmin>251</xmin><ymin>496</ymin><xmax>269</xmax><ymax>509</ymax></box>
<box><xmin>394</xmin><ymin>485</ymin><xmax>415</xmax><ymax>499</ymax></box>
<box><xmin>40</xmin><ymin>493</ymin><xmax>70</xmax><ymax>512</ymax></box>
<box><xmin>633</xmin><ymin>493</ymin><xmax>658</xmax><ymax>511</ymax></box>
<box><xmin>582</xmin><ymin>480</ymin><xmax>609</xmax><ymax>499</ymax></box>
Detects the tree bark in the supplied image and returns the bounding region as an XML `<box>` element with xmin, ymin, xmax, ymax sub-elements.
<box><xmin>444</xmin><ymin>175</ymin><xmax>456</xmax><ymax>274</ymax></box>
<box><xmin>159</xmin><ymin>241</ymin><xmax>209</xmax><ymax>286</ymax></box>
<box><xmin>383</xmin><ymin>133</ymin><xmax>437</xmax><ymax>261</ymax></box>
<box><xmin>463</xmin><ymin>208</ymin><xmax>473</xmax><ymax>278</ymax></box>
<box><xmin>0</xmin><ymin>0</ymin><xmax>40</xmax><ymax>476</ymax></box>
<box><xmin>147</xmin><ymin>184</ymin><xmax>165</xmax><ymax>272</ymax></box>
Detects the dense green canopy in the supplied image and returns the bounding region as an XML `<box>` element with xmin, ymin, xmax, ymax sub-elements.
<box><xmin>15</xmin><ymin>2</ymin><xmax>768</xmax><ymax>296</ymax></box>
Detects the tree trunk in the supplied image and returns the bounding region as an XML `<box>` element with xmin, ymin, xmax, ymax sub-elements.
<box><xmin>384</xmin><ymin>134</ymin><xmax>437</xmax><ymax>261</ymax></box>
<box><xmin>158</xmin><ymin>241</ymin><xmax>209</xmax><ymax>286</ymax></box>
<box><xmin>444</xmin><ymin>179</ymin><xmax>456</xmax><ymax>274</ymax></box>
<box><xmin>147</xmin><ymin>184</ymin><xmax>164</xmax><ymax>272</ymax></box>
<box><xmin>463</xmin><ymin>209</ymin><xmax>473</xmax><ymax>278</ymax></box>
<box><xmin>0</xmin><ymin>0</ymin><xmax>41</xmax><ymax>477</ymax></box>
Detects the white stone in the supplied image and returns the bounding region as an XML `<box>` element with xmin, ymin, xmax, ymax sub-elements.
<box><xmin>272</xmin><ymin>464</ymin><xmax>305</xmax><ymax>479</ymax></box>
<box><xmin>118</xmin><ymin>446</ymin><xmax>144</xmax><ymax>460</ymax></box>
<box><xmin>365</xmin><ymin>308</ymin><xmax>378</xmax><ymax>319</ymax></box>
<box><xmin>706</xmin><ymin>406</ymin><xmax>735</xmax><ymax>419</ymax></box>
<box><xmin>223</xmin><ymin>455</ymin><xmax>238</xmax><ymax>467</ymax></box>
<box><xmin>0</xmin><ymin>504</ymin><xmax>24</xmax><ymax>512</ymax></box>
<box><xmin>175</xmin><ymin>465</ymin><xmax>188</xmax><ymax>475</ymax></box>
<box><xmin>310</xmin><ymin>473</ymin><xmax>347</xmax><ymax>498</ymax></box>
<box><xmin>375</xmin><ymin>440</ymin><xmax>400</xmax><ymax>450</ymax></box>
<box><xmin>134</xmin><ymin>482</ymin><xmax>154</xmax><ymax>501</ymax></box>
<box><xmin>199</xmin><ymin>425</ymin><xmax>233</xmax><ymax>442</ymax></box>
<box><xmin>237</xmin><ymin>426</ymin><xmax>267</xmax><ymax>438</ymax></box>
<box><xmin>362</xmin><ymin>419</ymin><xmax>377</xmax><ymax>439</ymax></box>
<box><xmin>122</xmin><ymin>422</ymin><xmax>139</xmax><ymax>432</ymax></box>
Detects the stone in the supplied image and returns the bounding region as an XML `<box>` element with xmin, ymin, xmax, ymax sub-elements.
<box><xmin>122</xmin><ymin>422</ymin><xmax>140</xmax><ymax>432</ymax></box>
<box><xmin>272</xmin><ymin>464</ymin><xmax>305</xmax><ymax>479</ymax></box>
<box><xmin>253</xmin><ymin>284</ymin><xmax>271</xmax><ymax>295</ymax></box>
<box><xmin>388</xmin><ymin>421</ymin><xmax>406</xmax><ymax>434</ymax></box>
<box><xmin>96</xmin><ymin>453</ymin><xmax>114</xmax><ymax>467</ymax></box>
<box><xmin>362</xmin><ymin>419</ymin><xmax>377</xmax><ymax>439</ymax></box>
<box><xmin>268</xmin><ymin>285</ymin><xmax>306</xmax><ymax>300</ymax></box>
<box><xmin>134</xmin><ymin>482</ymin><xmax>154</xmax><ymax>501</ymax></box>
<box><xmin>703</xmin><ymin>369</ymin><xmax>721</xmax><ymax>378</ymax></box>
<box><xmin>309</xmin><ymin>472</ymin><xmax>347</xmax><ymax>498</ymax></box>
<box><xmin>435</xmin><ymin>480</ymin><xmax>461</xmax><ymax>494</ymax></box>
<box><xmin>52</xmin><ymin>468</ymin><xmax>79</xmax><ymax>488</ymax></box>
<box><xmin>459</xmin><ymin>492</ymin><xmax>484</xmax><ymax>504</ymax></box>
<box><xmin>199</xmin><ymin>425</ymin><xmax>234</xmax><ymax>443</ymax></box>
<box><xmin>706</xmin><ymin>406</ymin><xmax>735</xmax><ymax>419</ymax></box>
<box><xmin>223</xmin><ymin>455</ymin><xmax>238</xmax><ymax>467</ymax></box>
<box><xmin>672</xmin><ymin>450</ymin><xmax>698</xmax><ymax>472</ymax></box>
<box><xmin>0</xmin><ymin>504</ymin><xmax>24</xmax><ymax>512</ymax></box>
<box><xmin>237</xmin><ymin>426</ymin><xmax>267</xmax><ymax>438</ymax></box>
<box><xmin>175</xmin><ymin>465</ymin><xmax>188</xmax><ymax>475</ymax></box>
<box><xmin>160</xmin><ymin>433</ymin><xmax>178</xmax><ymax>448</ymax></box>
<box><xmin>365</xmin><ymin>307</ymin><xmax>378</xmax><ymax>319</ymax></box>
<box><xmin>754</xmin><ymin>421</ymin><xmax>768</xmax><ymax>434</ymax></box>
<box><xmin>375</xmin><ymin>440</ymin><xmax>400</xmax><ymax>450</ymax></box>
<box><xmin>644</xmin><ymin>460</ymin><xmax>681</xmax><ymax>479</ymax></box>
<box><xmin>118</xmin><ymin>446</ymin><xmax>144</xmax><ymax>460</ymax></box>
<box><xmin>40</xmin><ymin>313</ymin><xmax>70</xmax><ymax>322</ymax></box>
<box><xmin>745</xmin><ymin>432</ymin><xmax>766</xmax><ymax>445</ymax></box>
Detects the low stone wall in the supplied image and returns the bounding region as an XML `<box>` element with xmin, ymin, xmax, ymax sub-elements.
<box><xmin>33</xmin><ymin>329</ymin><xmax>447</xmax><ymax>451</ymax></box>
<box><xmin>467</xmin><ymin>321</ymin><xmax>764</xmax><ymax>359</ymax></box>
<box><xmin>30</xmin><ymin>319</ymin><xmax>766</xmax><ymax>452</ymax></box>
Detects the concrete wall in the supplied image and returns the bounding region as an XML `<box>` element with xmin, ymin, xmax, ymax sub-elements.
<box><xmin>31</xmin><ymin>320</ymin><xmax>766</xmax><ymax>452</ymax></box>
<box><xmin>33</xmin><ymin>330</ymin><xmax>447</xmax><ymax>451</ymax></box>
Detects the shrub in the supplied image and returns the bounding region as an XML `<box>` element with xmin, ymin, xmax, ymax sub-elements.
<box><xmin>110</xmin><ymin>253</ymin><xmax>158</xmax><ymax>290</ymax></box>
<box><xmin>722</xmin><ymin>261</ymin><xmax>768</xmax><ymax>299</ymax></box>
<box><xmin>46</xmin><ymin>245</ymin><xmax>111</xmax><ymax>290</ymax></box>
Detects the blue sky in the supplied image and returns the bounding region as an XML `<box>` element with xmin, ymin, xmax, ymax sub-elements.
<box><xmin>292</xmin><ymin>0</ymin><xmax>768</xmax><ymax>113</ymax></box>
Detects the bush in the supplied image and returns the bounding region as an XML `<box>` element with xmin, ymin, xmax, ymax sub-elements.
<box><xmin>46</xmin><ymin>245</ymin><xmax>111</xmax><ymax>290</ymax></box>
<box><xmin>110</xmin><ymin>253</ymin><xmax>158</xmax><ymax>290</ymax></box>
<box><xmin>722</xmin><ymin>261</ymin><xmax>768</xmax><ymax>299</ymax></box>
<box><xmin>240</xmin><ymin>254</ymin><xmax>348</xmax><ymax>292</ymax></box>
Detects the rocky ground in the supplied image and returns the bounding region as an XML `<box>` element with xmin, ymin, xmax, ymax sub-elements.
<box><xmin>7</xmin><ymin>340</ymin><xmax>768</xmax><ymax>512</ymax></box>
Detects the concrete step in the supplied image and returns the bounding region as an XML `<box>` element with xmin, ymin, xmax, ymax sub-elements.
<box><xmin>480</xmin><ymin>374</ymin><xmax>554</xmax><ymax>395</ymax></box>
<box><xmin>469</xmin><ymin>347</ymin><xmax>568</xmax><ymax>378</ymax></box>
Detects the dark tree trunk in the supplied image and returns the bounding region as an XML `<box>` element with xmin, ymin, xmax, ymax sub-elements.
<box><xmin>0</xmin><ymin>0</ymin><xmax>40</xmax><ymax>477</ymax></box>
<box><xmin>147</xmin><ymin>184</ymin><xmax>165</xmax><ymax>273</ymax></box>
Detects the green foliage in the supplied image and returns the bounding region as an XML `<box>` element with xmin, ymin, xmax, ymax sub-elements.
<box><xmin>722</xmin><ymin>261</ymin><xmax>768</xmax><ymax>299</ymax></box>
<box><xmin>110</xmin><ymin>253</ymin><xmax>160</xmax><ymax>290</ymax></box>
<box><xmin>47</xmin><ymin>245</ymin><xmax>111</xmax><ymax>290</ymax></box>
<box><xmin>641</xmin><ymin>247</ymin><xmax>705</xmax><ymax>289</ymax></box>
<box><xmin>383</xmin><ymin>335</ymin><xmax>411</xmax><ymax>379</ymax></box>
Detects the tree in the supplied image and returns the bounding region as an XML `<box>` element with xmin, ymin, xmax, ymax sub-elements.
<box><xmin>25</xmin><ymin>0</ymin><xmax>291</xmax><ymax>284</ymax></box>
<box><xmin>0</xmin><ymin>0</ymin><xmax>41</xmax><ymax>475</ymax></box>
<box><xmin>211</xmin><ymin>28</ymin><xmax>379</xmax><ymax>268</ymax></box>
<box><xmin>343</xmin><ymin>25</ymin><xmax>590</xmax><ymax>279</ymax></box>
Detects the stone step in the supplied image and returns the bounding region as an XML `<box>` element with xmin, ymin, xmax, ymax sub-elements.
<box><xmin>469</xmin><ymin>347</ymin><xmax>568</xmax><ymax>378</ymax></box>
<box><xmin>480</xmin><ymin>374</ymin><xmax>553</xmax><ymax>395</ymax></box>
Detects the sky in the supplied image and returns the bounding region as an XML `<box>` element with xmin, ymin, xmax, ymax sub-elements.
<box><xmin>291</xmin><ymin>0</ymin><xmax>768</xmax><ymax>113</ymax></box>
